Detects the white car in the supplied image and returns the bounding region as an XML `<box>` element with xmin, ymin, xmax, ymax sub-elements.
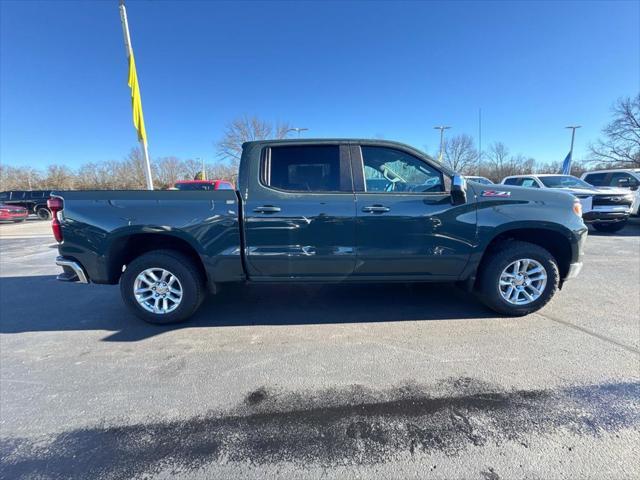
<box><xmin>581</xmin><ymin>168</ymin><xmax>640</xmax><ymax>216</ymax></box>
<box><xmin>501</xmin><ymin>174</ymin><xmax>634</xmax><ymax>233</ymax></box>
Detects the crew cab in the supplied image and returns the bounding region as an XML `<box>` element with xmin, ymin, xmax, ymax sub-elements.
<box><xmin>50</xmin><ymin>139</ymin><xmax>587</xmax><ymax>324</ymax></box>
<box><xmin>501</xmin><ymin>174</ymin><xmax>634</xmax><ymax>233</ymax></box>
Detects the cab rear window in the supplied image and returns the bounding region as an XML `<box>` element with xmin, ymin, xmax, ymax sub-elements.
<box><xmin>264</xmin><ymin>145</ymin><xmax>341</xmax><ymax>192</ymax></box>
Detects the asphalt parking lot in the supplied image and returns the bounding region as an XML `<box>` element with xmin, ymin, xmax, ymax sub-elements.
<box><xmin>1</xmin><ymin>219</ymin><xmax>639</xmax><ymax>479</ymax></box>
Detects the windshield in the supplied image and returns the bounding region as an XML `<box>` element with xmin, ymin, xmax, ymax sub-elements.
<box><xmin>539</xmin><ymin>176</ymin><xmax>593</xmax><ymax>189</ymax></box>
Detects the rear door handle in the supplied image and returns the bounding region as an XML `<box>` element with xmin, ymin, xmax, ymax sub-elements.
<box><xmin>253</xmin><ymin>205</ymin><xmax>281</xmax><ymax>214</ymax></box>
<box><xmin>362</xmin><ymin>205</ymin><xmax>390</xmax><ymax>213</ymax></box>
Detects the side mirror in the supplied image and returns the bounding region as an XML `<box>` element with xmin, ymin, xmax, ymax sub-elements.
<box><xmin>617</xmin><ymin>178</ymin><xmax>630</xmax><ymax>188</ymax></box>
<box><xmin>451</xmin><ymin>175</ymin><xmax>467</xmax><ymax>205</ymax></box>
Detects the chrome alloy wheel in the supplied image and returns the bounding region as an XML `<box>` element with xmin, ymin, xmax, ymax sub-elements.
<box><xmin>133</xmin><ymin>268</ymin><xmax>183</xmax><ymax>314</ymax></box>
<box><xmin>498</xmin><ymin>258</ymin><xmax>547</xmax><ymax>305</ymax></box>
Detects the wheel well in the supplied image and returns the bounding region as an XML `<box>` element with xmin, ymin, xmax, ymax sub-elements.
<box><xmin>107</xmin><ymin>233</ymin><xmax>207</xmax><ymax>284</ymax></box>
<box><xmin>477</xmin><ymin>228</ymin><xmax>572</xmax><ymax>282</ymax></box>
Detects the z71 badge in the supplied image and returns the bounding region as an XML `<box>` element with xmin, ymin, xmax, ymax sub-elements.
<box><xmin>481</xmin><ymin>190</ymin><xmax>511</xmax><ymax>197</ymax></box>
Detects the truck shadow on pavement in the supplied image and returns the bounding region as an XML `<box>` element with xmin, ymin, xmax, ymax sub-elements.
<box><xmin>0</xmin><ymin>276</ymin><xmax>494</xmax><ymax>342</ymax></box>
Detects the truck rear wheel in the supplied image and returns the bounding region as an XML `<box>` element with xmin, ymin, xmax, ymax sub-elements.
<box><xmin>120</xmin><ymin>250</ymin><xmax>205</xmax><ymax>324</ymax></box>
<box><xmin>477</xmin><ymin>241</ymin><xmax>559</xmax><ymax>316</ymax></box>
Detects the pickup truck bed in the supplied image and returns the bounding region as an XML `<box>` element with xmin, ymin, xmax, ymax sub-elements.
<box><xmin>51</xmin><ymin>139</ymin><xmax>588</xmax><ymax>324</ymax></box>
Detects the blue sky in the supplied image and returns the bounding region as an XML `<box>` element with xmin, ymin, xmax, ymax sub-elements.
<box><xmin>1</xmin><ymin>0</ymin><xmax>638</xmax><ymax>169</ymax></box>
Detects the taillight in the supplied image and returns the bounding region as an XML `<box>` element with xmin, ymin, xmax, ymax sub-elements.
<box><xmin>47</xmin><ymin>197</ymin><xmax>64</xmax><ymax>242</ymax></box>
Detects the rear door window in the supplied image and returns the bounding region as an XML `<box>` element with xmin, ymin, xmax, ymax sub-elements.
<box><xmin>264</xmin><ymin>145</ymin><xmax>344</xmax><ymax>192</ymax></box>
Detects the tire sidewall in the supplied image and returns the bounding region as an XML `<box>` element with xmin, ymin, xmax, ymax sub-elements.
<box><xmin>36</xmin><ymin>207</ymin><xmax>51</xmax><ymax>220</ymax></box>
<box><xmin>480</xmin><ymin>243</ymin><xmax>559</xmax><ymax>316</ymax></box>
<box><xmin>120</xmin><ymin>252</ymin><xmax>202</xmax><ymax>324</ymax></box>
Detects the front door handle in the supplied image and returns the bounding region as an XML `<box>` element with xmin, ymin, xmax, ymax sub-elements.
<box><xmin>362</xmin><ymin>205</ymin><xmax>390</xmax><ymax>213</ymax></box>
<box><xmin>253</xmin><ymin>205</ymin><xmax>281</xmax><ymax>214</ymax></box>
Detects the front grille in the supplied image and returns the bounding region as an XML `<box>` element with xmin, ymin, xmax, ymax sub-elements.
<box><xmin>592</xmin><ymin>195</ymin><xmax>633</xmax><ymax>207</ymax></box>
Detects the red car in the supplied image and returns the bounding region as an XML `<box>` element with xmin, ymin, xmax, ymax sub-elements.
<box><xmin>0</xmin><ymin>203</ymin><xmax>28</xmax><ymax>222</ymax></box>
<box><xmin>174</xmin><ymin>180</ymin><xmax>234</xmax><ymax>191</ymax></box>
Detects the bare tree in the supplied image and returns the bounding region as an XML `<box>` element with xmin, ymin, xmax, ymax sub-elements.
<box><xmin>183</xmin><ymin>159</ymin><xmax>203</xmax><ymax>180</ymax></box>
<box><xmin>217</xmin><ymin>116</ymin><xmax>292</xmax><ymax>168</ymax></box>
<box><xmin>44</xmin><ymin>165</ymin><xmax>75</xmax><ymax>190</ymax></box>
<box><xmin>441</xmin><ymin>134</ymin><xmax>478</xmax><ymax>174</ymax></box>
<box><xmin>155</xmin><ymin>156</ymin><xmax>187</xmax><ymax>188</ymax></box>
<box><xmin>589</xmin><ymin>94</ymin><xmax>640</xmax><ymax>167</ymax></box>
<box><xmin>481</xmin><ymin>142</ymin><xmax>538</xmax><ymax>181</ymax></box>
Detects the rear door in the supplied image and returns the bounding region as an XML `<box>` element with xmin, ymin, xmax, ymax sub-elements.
<box><xmin>351</xmin><ymin>144</ymin><xmax>476</xmax><ymax>279</ymax></box>
<box><xmin>243</xmin><ymin>143</ymin><xmax>357</xmax><ymax>279</ymax></box>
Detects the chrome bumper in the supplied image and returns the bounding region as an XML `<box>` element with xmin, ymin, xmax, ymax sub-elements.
<box><xmin>565</xmin><ymin>262</ymin><xmax>583</xmax><ymax>280</ymax></box>
<box><xmin>55</xmin><ymin>256</ymin><xmax>89</xmax><ymax>284</ymax></box>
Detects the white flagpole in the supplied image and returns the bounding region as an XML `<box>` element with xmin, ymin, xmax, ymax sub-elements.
<box><xmin>119</xmin><ymin>0</ymin><xmax>154</xmax><ymax>190</ymax></box>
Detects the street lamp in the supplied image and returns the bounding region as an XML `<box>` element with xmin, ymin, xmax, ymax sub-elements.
<box><xmin>286</xmin><ymin>127</ymin><xmax>309</xmax><ymax>138</ymax></box>
<box><xmin>563</xmin><ymin>125</ymin><xmax>581</xmax><ymax>175</ymax></box>
<box><xmin>565</xmin><ymin>125</ymin><xmax>581</xmax><ymax>156</ymax></box>
<box><xmin>434</xmin><ymin>125</ymin><xmax>451</xmax><ymax>163</ymax></box>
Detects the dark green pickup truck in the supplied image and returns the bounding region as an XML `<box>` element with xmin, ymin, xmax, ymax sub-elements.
<box><xmin>50</xmin><ymin>139</ymin><xmax>587</xmax><ymax>323</ymax></box>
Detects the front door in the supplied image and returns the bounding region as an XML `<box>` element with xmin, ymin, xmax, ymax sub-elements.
<box><xmin>351</xmin><ymin>144</ymin><xmax>476</xmax><ymax>279</ymax></box>
<box><xmin>243</xmin><ymin>143</ymin><xmax>357</xmax><ymax>280</ymax></box>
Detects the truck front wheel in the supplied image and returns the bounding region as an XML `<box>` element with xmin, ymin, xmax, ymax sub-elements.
<box><xmin>477</xmin><ymin>241</ymin><xmax>559</xmax><ymax>316</ymax></box>
<box><xmin>120</xmin><ymin>250</ymin><xmax>205</xmax><ymax>324</ymax></box>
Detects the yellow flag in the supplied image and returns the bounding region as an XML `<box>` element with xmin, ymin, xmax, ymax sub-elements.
<box><xmin>127</xmin><ymin>50</ymin><xmax>147</xmax><ymax>144</ymax></box>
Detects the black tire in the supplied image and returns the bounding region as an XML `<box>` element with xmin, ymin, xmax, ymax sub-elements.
<box><xmin>592</xmin><ymin>221</ymin><xmax>627</xmax><ymax>233</ymax></box>
<box><xmin>477</xmin><ymin>240</ymin><xmax>559</xmax><ymax>316</ymax></box>
<box><xmin>120</xmin><ymin>250</ymin><xmax>205</xmax><ymax>324</ymax></box>
<box><xmin>36</xmin><ymin>207</ymin><xmax>51</xmax><ymax>220</ymax></box>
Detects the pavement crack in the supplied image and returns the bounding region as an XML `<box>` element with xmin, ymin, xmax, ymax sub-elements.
<box><xmin>536</xmin><ymin>313</ymin><xmax>640</xmax><ymax>356</ymax></box>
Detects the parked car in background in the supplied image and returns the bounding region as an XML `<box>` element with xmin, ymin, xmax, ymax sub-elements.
<box><xmin>51</xmin><ymin>139</ymin><xmax>587</xmax><ymax>324</ymax></box>
<box><xmin>0</xmin><ymin>203</ymin><xmax>28</xmax><ymax>222</ymax></box>
<box><xmin>0</xmin><ymin>190</ymin><xmax>53</xmax><ymax>219</ymax></box>
<box><xmin>174</xmin><ymin>180</ymin><xmax>234</xmax><ymax>191</ymax></box>
<box><xmin>464</xmin><ymin>175</ymin><xmax>494</xmax><ymax>185</ymax></box>
<box><xmin>581</xmin><ymin>168</ymin><xmax>640</xmax><ymax>216</ymax></box>
<box><xmin>501</xmin><ymin>174</ymin><xmax>634</xmax><ymax>233</ymax></box>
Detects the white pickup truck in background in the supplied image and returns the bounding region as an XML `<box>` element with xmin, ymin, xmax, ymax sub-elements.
<box><xmin>581</xmin><ymin>168</ymin><xmax>640</xmax><ymax>216</ymax></box>
<box><xmin>501</xmin><ymin>174</ymin><xmax>635</xmax><ymax>233</ymax></box>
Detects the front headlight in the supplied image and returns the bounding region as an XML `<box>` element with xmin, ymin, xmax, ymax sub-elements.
<box><xmin>572</xmin><ymin>200</ymin><xmax>583</xmax><ymax>217</ymax></box>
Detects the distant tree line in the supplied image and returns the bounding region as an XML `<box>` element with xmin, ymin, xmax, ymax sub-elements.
<box><xmin>1</xmin><ymin>95</ymin><xmax>637</xmax><ymax>191</ymax></box>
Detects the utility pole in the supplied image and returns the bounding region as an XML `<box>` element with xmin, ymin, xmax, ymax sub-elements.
<box><xmin>434</xmin><ymin>125</ymin><xmax>451</xmax><ymax>163</ymax></box>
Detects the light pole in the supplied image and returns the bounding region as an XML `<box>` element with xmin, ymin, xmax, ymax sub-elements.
<box><xmin>286</xmin><ymin>127</ymin><xmax>309</xmax><ymax>138</ymax></box>
<box><xmin>563</xmin><ymin>125</ymin><xmax>581</xmax><ymax>175</ymax></box>
<box><xmin>566</xmin><ymin>125</ymin><xmax>581</xmax><ymax>156</ymax></box>
<box><xmin>434</xmin><ymin>125</ymin><xmax>451</xmax><ymax>163</ymax></box>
